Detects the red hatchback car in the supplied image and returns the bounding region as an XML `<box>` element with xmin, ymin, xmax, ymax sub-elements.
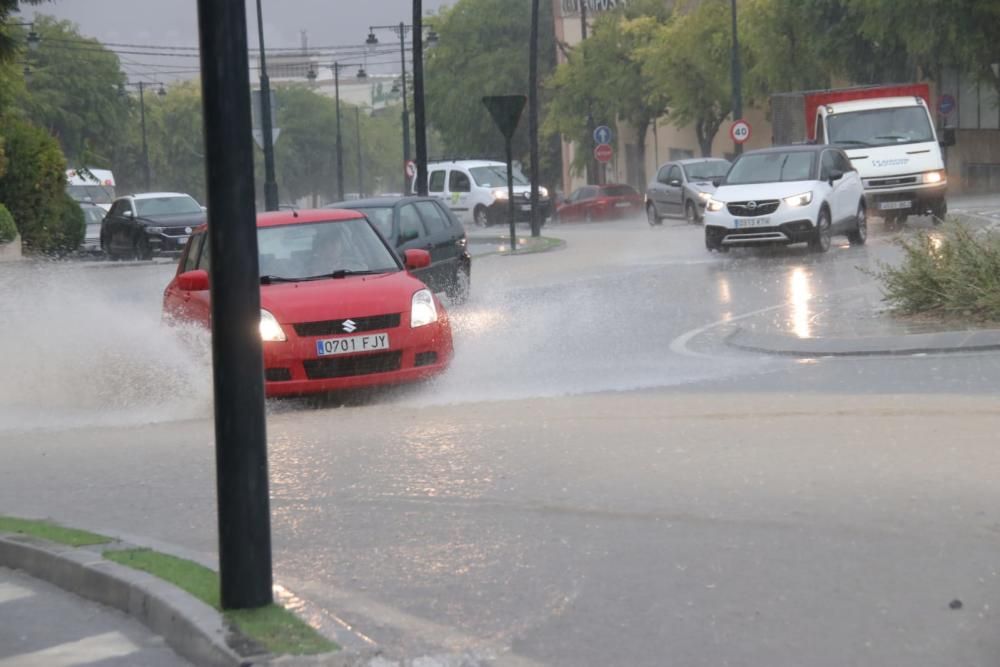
<box><xmin>163</xmin><ymin>209</ymin><xmax>453</xmax><ymax>397</ymax></box>
<box><xmin>555</xmin><ymin>184</ymin><xmax>644</xmax><ymax>222</ymax></box>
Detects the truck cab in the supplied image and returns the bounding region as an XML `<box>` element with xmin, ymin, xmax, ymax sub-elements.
<box><xmin>816</xmin><ymin>96</ymin><xmax>947</xmax><ymax>221</ymax></box>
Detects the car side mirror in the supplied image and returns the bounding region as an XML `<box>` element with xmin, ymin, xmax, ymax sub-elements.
<box><xmin>403</xmin><ymin>248</ymin><xmax>431</xmax><ymax>270</ymax></box>
<box><xmin>124</xmin><ymin>210</ymin><xmax>134</xmax><ymax>218</ymax></box>
<box><xmin>177</xmin><ymin>269</ymin><xmax>210</xmax><ymax>291</ymax></box>
<box><xmin>828</xmin><ymin>169</ymin><xmax>844</xmax><ymax>184</ymax></box>
<box><xmin>711</xmin><ymin>177</ymin><xmax>723</xmax><ymax>187</ymax></box>
<box><xmin>939</xmin><ymin>127</ymin><xmax>956</xmax><ymax>147</ymax></box>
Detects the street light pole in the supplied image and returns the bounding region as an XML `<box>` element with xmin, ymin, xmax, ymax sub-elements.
<box><xmin>139</xmin><ymin>81</ymin><xmax>150</xmax><ymax>191</ymax></box>
<box><xmin>412</xmin><ymin>0</ymin><xmax>428</xmax><ymax>197</ymax></box>
<box><xmin>356</xmin><ymin>106</ymin><xmax>364</xmax><ymax>198</ymax></box>
<box><xmin>730</xmin><ymin>0</ymin><xmax>743</xmax><ymax>156</ymax></box>
<box><xmin>333</xmin><ymin>63</ymin><xmax>344</xmax><ymax>202</ymax></box>
<box><xmin>398</xmin><ymin>24</ymin><xmax>411</xmax><ymax>193</ymax></box>
<box><xmin>256</xmin><ymin>0</ymin><xmax>280</xmax><ymax>210</ymax></box>
<box><xmin>528</xmin><ymin>0</ymin><xmax>541</xmax><ymax>237</ymax></box>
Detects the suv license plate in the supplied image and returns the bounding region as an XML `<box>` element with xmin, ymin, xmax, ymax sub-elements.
<box><xmin>734</xmin><ymin>218</ymin><xmax>771</xmax><ymax>228</ymax></box>
<box><xmin>316</xmin><ymin>333</ymin><xmax>390</xmax><ymax>357</ymax></box>
<box><xmin>879</xmin><ymin>200</ymin><xmax>911</xmax><ymax>210</ymax></box>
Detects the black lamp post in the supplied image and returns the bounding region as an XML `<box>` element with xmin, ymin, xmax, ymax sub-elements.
<box><xmin>730</xmin><ymin>0</ymin><xmax>743</xmax><ymax>156</ymax></box>
<box><xmin>366</xmin><ymin>21</ymin><xmax>437</xmax><ymax>194</ymax></box>
<box><xmin>13</xmin><ymin>22</ymin><xmax>40</xmax><ymax>51</ymax></box>
<box><xmin>122</xmin><ymin>81</ymin><xmax>167</xmax><ymax>191</ymax></box>
<box><xmin>319</xmin><ymin>62</ymin><xmax>367</xmax><ymax>202</ymax></box>
<box><xmin>255</xmin><ymin>0</ymin><xmax>280</xmax><ymax>210</ymax></box>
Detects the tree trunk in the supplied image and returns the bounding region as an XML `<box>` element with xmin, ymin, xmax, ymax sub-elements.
<box><xmin>696</xmin><ymin>120</ymin><xmax>712</xmax><ymax>157</ymax></box>
<box><xmin>634</xmin><ymin>117</ymin><xmax>649</xmax><ymax>189</ymax></box>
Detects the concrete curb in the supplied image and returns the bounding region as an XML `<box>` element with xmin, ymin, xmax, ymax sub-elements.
<box><xmin>467</xmin><ymin>235</ymin><xmax>566</xmax><ymax>257</ymax></box>
<box><xmin>0</xmin><ymin>533</ymin><xmax>379</xmax><ymax>666</ymax></box>
<box><xmin>726</xmin><ymin>326</ymin><xmax>1000</xmax><ymax>357</ymax></box>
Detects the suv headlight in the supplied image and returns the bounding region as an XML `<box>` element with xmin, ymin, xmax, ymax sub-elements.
<box><xmin>145</xmin><ymin>226</ymin><xmax>164</xmax><ymax>234</ymax></box>
<box><xmin>492</xmin><ymin>188</ymin><xmax>509</xmax><ymax>201</ymax></box>
<box><xmin>706</xmin><ymin>198</ymin><xmax>725</xmax><ymax>212</ymax></box>
<box><xmin>922</xmin><ymin>170</ymin><xmax>946</xmax><ymax>184</ymax></box>
<box><xmin>259</xmin><ymin>309</ymin><xmax>286</xmax><ymax>342</ymax></box>
<box><xmin>783</xmin><ymin>192</ymin><xmax>813</xmax><ymax>208</ymax></box>
<box><xmin>410</xmin><ymin>289</ymin><xmax>438</xmax><ymax>328</ymax></box>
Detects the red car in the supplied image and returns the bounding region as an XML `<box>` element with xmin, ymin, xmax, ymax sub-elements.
<box><xmin>163</xmin><ymin>209</ymin><xmax>453</xmax><ymax>397</ymax></box>
<box><xmin>555</xmin><ymin>184</ymin><xmax>644</xmax><ymax>222</ymax></box>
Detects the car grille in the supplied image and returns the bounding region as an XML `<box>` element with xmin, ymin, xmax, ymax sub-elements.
<box><xmin>865</xmin><ymin>176</ymin><xmax>918</xmax><ymax>189</ymax></box>
<box><xmin>727</xmin><ymin>200</ymin><xmax>780</xmax><ymax>217</ymax></box>
<box><xmin>265</xmin><ymin>368</ymin><xmax>292</xmax><ymax>382</ymax></box>
<box><xmin>414</xmin><ymin>351</ymin><xmax>438</xmax><ymax>367</ymax></box>
<box><xmin>302</xmin><ymin>351</ymin><xmax>402</xmax><ymax>380</ymax></box>
<box><xmin>164</xmin><ymin>226</ymin><xmax>193</xmax><ymax>236</ymax></box>
<box><xmin>294</xmin><ymin>314</ymin><xmax>401</xmax><ymax>337</ymax></box>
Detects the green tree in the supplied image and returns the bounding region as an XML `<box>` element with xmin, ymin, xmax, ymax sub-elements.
<box><xmin>0</xmin><ymin>114</ymin><xmax>66</xmax><ymax>253</ymax></box>
<box><xmin>546</xmin><ymin>9</ymin><xmax>670</xmax><ymax>185</ymax></box>
<box><xmin>424</xmin><ymin>0</ymin><xmax>560</xmax><ymax>186</ymax></box>
<box><xmin>12</xmin><ymin>15</ymin><xmax>129</xmax><ymax>166</ymax></box>
<box><xmin>0</xmin><ymin>1</ymin><xmax>45</xmax><ymax>62</ymax></box>
<box><xmin>641</xmin><ymin>0</ymin><xmax>745</xmax><ymax>157</ymax></box>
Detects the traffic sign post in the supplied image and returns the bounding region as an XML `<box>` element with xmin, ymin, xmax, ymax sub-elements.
<box><xmin>593</xmin><ymin>125</ymin><xmax>613</xmax><ymax>146</ymax></box>
<box><xmin>730</xmin><ymin>119</ymin><xmax>751</xmax><ymax>145</ymax></box>
<box><xmin>938</xmin><ymin>94</ymin><xmax>956</xmax><ymax>117</ymax></box>
<box><xmin>594</xmin><ymin>143</ymin><xmax>613</xmax><ymax>163</ymax></box>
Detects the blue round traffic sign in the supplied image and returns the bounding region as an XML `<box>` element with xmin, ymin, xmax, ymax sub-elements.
<box><xmin>938</xmin><ymin>94</ymin><xmax>956</xmax><ymax>116</ymax></box>
<box><xmin>593</xmin><ymin>125</ymin><xmax>612</xmax><ymax>145</ymax></box>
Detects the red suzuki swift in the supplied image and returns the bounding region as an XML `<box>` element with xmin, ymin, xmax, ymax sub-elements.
<box><xmin>163</xmin><ymin>209</ymin><xmax>453</xmax><ymax>397</ymax></box>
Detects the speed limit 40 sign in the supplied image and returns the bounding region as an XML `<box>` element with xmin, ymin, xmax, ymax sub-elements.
<box><xmin>730</xmin><ymin>119</ymin><xmax>751</xmax><ymax>144</ymax></box>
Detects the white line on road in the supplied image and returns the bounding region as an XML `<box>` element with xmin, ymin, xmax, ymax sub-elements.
<box><xmin>0</xmin><ymin>632</ymin><xmax>139</xmax><ymax>667</ymax></box>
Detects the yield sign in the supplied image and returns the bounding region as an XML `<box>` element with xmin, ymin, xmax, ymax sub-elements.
<box><xmin>482</xmin><ymin>95</ymin><xmax>527</xmax><ymax>140</ymax></box>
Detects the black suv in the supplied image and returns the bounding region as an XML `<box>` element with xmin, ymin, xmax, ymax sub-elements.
<box><xmin>102</xmin><ymin>193</ymin><xmax>206</xmax><ymax>260</ymax></box>
<box><xmin>329</xmin><ymin>196</ymin><xmax>471</xmax><ymax>303</ymax></box>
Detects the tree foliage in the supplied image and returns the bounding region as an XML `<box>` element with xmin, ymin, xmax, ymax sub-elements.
<box><xmin>424</xmin><ymin>0</ymin><xmax>560</xmax><ymax>186</ymax></box>
<box><xmin>0</xmin><ymin>114</ymin><xmax>66</xmax><ymax>253</ymax></box>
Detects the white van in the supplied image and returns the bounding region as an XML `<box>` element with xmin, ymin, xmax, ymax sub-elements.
<box><xmin>66</xmin><ymin>168</ymin><xmax>117</xmax><ymax>212</ymax></box>
<box><xmin>417</xmin><ymin>160</ymin><xmax>551</xmax><ymax>227</ymax></box>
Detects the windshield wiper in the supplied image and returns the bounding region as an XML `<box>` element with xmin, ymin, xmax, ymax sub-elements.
<box><xmin>260</xmin><ymin>274</ymin><xmax>302</xmax><ymax>284</ymax></box>
<box><xmin>301</xmin><ymin>269</ymin><xmax>389</xmax><ymax>281</ymax></box>
<box><xmin>875</xmin><ymin>135</ymin><xmax>906</xmax><ymax>140</ymax></box>
<box><xmin>834</xmin><ymin>139</ymin><xmax>872</xmax><ymax>147</ymax></box>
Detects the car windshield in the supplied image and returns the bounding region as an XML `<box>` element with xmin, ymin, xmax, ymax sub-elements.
<box><xmin>256</xmin><ymin>217</ymin><xmax>399</xmax><ymax>281</ymax></box>
<box><xmin>67</xmin><ymin>184</ymin><xmax>115</xmax><ymax>205</ymax></box>
<box><xmin>827</xmin><ymin>106</ymin><xmax>935</xmax><ymax>147</ymax></box>
<box><xmin>602</xmin><ymin>185</ymin><xmax>637</xmax><ymax>197</ymax></box>
<box><xmin>684</xmin><ymin>161</ymin><xmax>730</xmax><ymax>180</ymax></box>
<box><xmin>724</xmin><ymin>152</ymin><xmax>816</xmax><ymax>184</ymax></box>
<box><xmin>469</xmin><ymin>166</ymin><xmax>529</xmax><ymax>187</ymax></box>
<box><xmin>135</xmin><ymin>195</ymin><xmax>203</xmax><ymax>217</ymax></box>
<box><xmin>347</xmin><ymin>207</ymin><xmax>393</xmax><ymax>239</ymax></box>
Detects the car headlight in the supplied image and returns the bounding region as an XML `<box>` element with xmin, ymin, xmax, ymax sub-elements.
<box><xmin>492</xmin><ymin>188</ymin><xmax>509</xmax><ymax>201</ymax></box>
<box><xmin>922</xmin><ymin>170</ymin><xmax>946</xmax><ymax>184</ymax></box>
<box><xmin>706</xmin><ymin>198</ymin><xmax>725</xmax><ymax>212</ymax></box>
<box><xmin>783</xmin><ymin>192</ymin><xmax>813</xmax><ymax>208</ymax></box>
<box><xmin>410</xmin><ymin>289</ymin><xmax>438</xmax><ymax>328</ymax></box>
<box><xmin>697</xmin><ymin>191</ymin><xmax>711</xmax><ymax>202</ymax></box>
<box><xmin>259</xmin><ymin>309</ymin><xmax>286</xmax><ymax>342</ymax></box>
<box><xmin>145</xmin><ymin>226</ymin><xmax>164</xmax><ymax>234</ymax></box>
<box><xmin>539</xmin><ymin>186</ymin><xmax>549</xmax><ymax>198</ymax></box>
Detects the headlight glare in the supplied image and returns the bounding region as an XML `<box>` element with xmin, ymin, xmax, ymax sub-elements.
<box><xmin>493</xmin><ymin>188</ymin><xmax>509</xmax><ymax>200</ymax></box>
<box><xmin>783</xmin><ymin>192</ymin><xmax>813</xmax><ymax>207</ymax></box>
<box><xmin>697</xmin><ymin>191</ymin><xmax>711</xmax><ymax>201</ymax></box>
<box><xmin>259</xmin><ymin>309</ymin><xmax>286</xmax><ymax>342</ymax></box>
<box><xmin>410</xmin><ymin>289</ymin><xmax>438</xmax><ymax>328</ymax></box>
<box><xmin>706</xmin><ymin>198</ymin><xmax>724</xmax><ymax>212</ymax></box>
<box><xmin>922</xmin><ymin>170</ymin><xmax>945</xmax><ymax>184</ymax></box>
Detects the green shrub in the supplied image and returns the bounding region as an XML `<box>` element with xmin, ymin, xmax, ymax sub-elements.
<box><xmin>0</xmin><ymin>203</ymin><xmax>15</xmax><ymax>243</ymax></box>
<box><xmin>875</xmin><ymin>222</ymin><xmax>1000</xmax><ymax>321</ymax></box>
<box><xmin>0</xmin><ymin>116</ymin><xmax>67</xmax><ymax>254</ymax></box>
<box><xmin>51</xmin><ymin>193</ymin><xmax>85</xmax><ymax>254</ymax></box>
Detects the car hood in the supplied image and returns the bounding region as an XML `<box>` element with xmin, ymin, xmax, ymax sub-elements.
<box><xmin>713</xmin><ymin>181</ymin><xmax>816</xmax><ymax>202</ymax></box>
<box><xmin>136</xmin><ymin>212</ymin><xmax>206</xmax><ymax>227</ymax></box>
<box><xmin>261</xmin><ymin>270</ymin><xmax>426</xmax><ymax>324</ymax></box>
<box><xmin>842</xmin><ymin>141</ymin><xmax>944</xmax><ymax>178</ymax></box>
<box><xmin>686</xmin><ymin>180</ymin><xmax>718</xmax><ymax>194</ymax></box>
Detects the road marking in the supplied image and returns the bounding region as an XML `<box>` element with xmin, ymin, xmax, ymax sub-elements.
<box><xmin>0</xmin><ymin>582</ymin><xmax>34</xmax><ymax>604</ymax></box>
<box><xmin>0</xmin><ymin>632</ymin><xmax>139</xmax><ymax>667</ymax></box>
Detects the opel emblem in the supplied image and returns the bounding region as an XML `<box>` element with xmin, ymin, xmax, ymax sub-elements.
<box><xmin>342</xmin><ymin>319</ymin><xmax>357</xmax><ymax>333</ymax></box>
<box><xmin>746</xmin><ymin>201</ymin><xmax>758</xmax><ymax>210</ymax></box>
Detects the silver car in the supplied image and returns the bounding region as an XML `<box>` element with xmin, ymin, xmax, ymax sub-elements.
<box><xmin>645</xmin><ymin>158</ymin><xmax>731</xmax><ymax>225</ymax></box>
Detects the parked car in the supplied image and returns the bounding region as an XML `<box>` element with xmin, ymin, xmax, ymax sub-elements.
<box><xmin>646</xmin><ymin>158</ymin><xmax>731</xmax><ymax>225</ymax></box>
<box><xmin>703</xmin><ymin>145</ymin><xmax>866</xmax><ymax>253</ymax></box>
<box><xmin>329</xmin><ymin>196</ymin><xmax>471</xmax><ymax>303</ymax></box>
<box><xmin>417</xmin><ymin>159</ymin><xmax>551</xmax><ymax>227</ymax></box>
<box><xmin>66</xmin><ymin>167</ymin><xmax>116</xmax><ymax>212</ymax></box>
<box><xmin>163</xmin><ymin>209</ymin><xmax>453</xmax><ymax>398</ymax></box>
<box><xmin>555</xmin><ymin>184</ymin><xmax>644</xmax><ymax>222</ymax></box>
<box><xmin>101</xmin><ymin>192</ymin><xmax>206</xmax><ymax>260</ymax></box>
<box><xmin>78</xmin><ymin>202</ymin><xmax>107</xmax><ymax>254</ymax></box>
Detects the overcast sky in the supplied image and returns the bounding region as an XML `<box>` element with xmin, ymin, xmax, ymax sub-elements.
<box><xmin>29</xmin><ymin>1</ymin><xmax>452</xmax><ymax>81</ymax></box>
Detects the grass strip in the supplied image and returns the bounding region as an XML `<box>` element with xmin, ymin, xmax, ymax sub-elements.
<box><xmin>0</xmin><ymin>516</ymin><xmax>111</xmax><ymax>547</ymax></box>
<box><xmin>104</xmin><ymin>548</ymin><xmax>337</xmax><ymax>656</ymax></box>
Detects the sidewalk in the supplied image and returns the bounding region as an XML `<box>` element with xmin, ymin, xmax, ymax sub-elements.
<box><xmin>0</xmin><ymin>566</ymin><xmax>190</xmax><ymax>666</ymax></box>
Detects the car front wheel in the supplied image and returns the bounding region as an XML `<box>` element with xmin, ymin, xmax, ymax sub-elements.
<box><xmin>685</xmin><ymin>200</ymin><xmax>699</xmax><ymax>225</ymax></box>
<box><xmin>809</xmin><ymin>207</ymin><xmax>832</xmax><ymax>253</ymax></box>
<box><xmin>646</xmin><ymin>203</ymin><xmax>661</xmax><ymax>226</ymax></box>
<box><xmin>847</xmin><ymin>202</ymin><xmax>867</xmax><ymax>246</ymax></box>
<box><xmin>447</xmin><ymin>264</ymin><xmax>470</xmax><ymax>305</ymax></box>
<box><xmin>474</xmin><ymin>206</ymin><xmax>489</xmax><ymax>227</ymax></box>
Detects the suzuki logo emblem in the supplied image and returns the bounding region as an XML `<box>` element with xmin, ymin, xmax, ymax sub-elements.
<box><xmin>342</xmin><ymin>319</ymin><xmax>357</xmax><ymax>333</ymax></box>
<box><xmin>746</xmin><ymin>201</ymin><xmax>758</xmax><ymax>210</ymax></box>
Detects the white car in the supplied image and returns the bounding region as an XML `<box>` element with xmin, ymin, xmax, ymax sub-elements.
<box><xmin>417</xmin><ymin>159</ymin><xmax>551</xmax><ymax>227</ymax></box>
<box><xmin>703</xmin><ymin>145</ymin><xmax>867</xmax><ymax>253</ymax></box>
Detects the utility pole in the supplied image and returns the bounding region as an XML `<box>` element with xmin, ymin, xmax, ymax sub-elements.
<box><xmin>334</xmin><ymin>63</ymin><xmax>344</xmax><ymax>202</ymax></box>
<box><xmin>356</xmin><ymin>106</ymin><xmax>365</xmax><ymax>198</ymax></box>
<box><xmin>256</xmin><ymin>0</ymin><xmax>279</xmax><ymax>210</ymax></box>
<box><xmin>138</xmin><ymin>82</ymin><xmax>150</xmax><ymax>191</ymax></box>
<box><xmin>412</xmin><ymin>0</ymin><xmax>428</xmax><ymax>197</ymax></box>
<box><xmin>195</xmin><ymin>0</ymin><xmax>273</xmax><ymax>611</ymax></box>
<box><xmin>730</xmin><ymin>0</ymin><xmax>743</xmax><ymax>156</ymax></box>
<box><xmin>529</xmin><ymin>0</ymin><xmax>541</xmax><ymax>237</ymax></box>
<box><xmin>580</xmin><ymin>0</ymin><xmax>596</xmax><ymax>185</ymax></box>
